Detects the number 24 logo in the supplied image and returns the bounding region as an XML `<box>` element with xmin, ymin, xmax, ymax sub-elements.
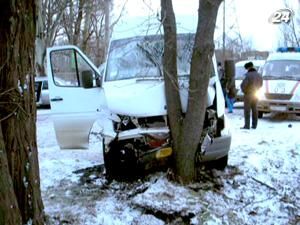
<box><xmin>269</xmin><ymin>8</ymin><xmax>294</xmax><ymax>24</ymax></box>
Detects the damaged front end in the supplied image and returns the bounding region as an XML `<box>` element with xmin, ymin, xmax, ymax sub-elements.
<box><xmin>102</xmin><ymin>34</ymin><xmax>231</xmax><ymax>177</ymax></box>
<box><xmin>104</xmin><ymin>115</ymin><xmax>171</xmax><ymax>177</ymax></box>
<box><xmin>103</xmin><ymin>106</ymin><xmax>224</xmax><ymax>177</ymax></box>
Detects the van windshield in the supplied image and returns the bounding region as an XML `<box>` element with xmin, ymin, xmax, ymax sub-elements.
<box><xmin>262</xmin><ymin>60</ymin><xmax>300</xmax><ymax>80</ymax></box>
<box><xmin>105</xmin><ymin>34</ymin><xmax>216</xmax><ymax>81</ymax></box>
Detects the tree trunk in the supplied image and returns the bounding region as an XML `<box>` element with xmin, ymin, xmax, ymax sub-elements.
<box><xmin>103</xmin><ymin>0</ymin><xmax>111</xmax><ymax>60</ymax></box>
<box><xmin>74</xmin><ymin>0</ymin><xmax>85</xmax><ymax>45</ymax></box>
<box><xmin>35</xmin><ymin>0</ymin><xmax>46</xmax><ymax>76</ymax></box>
<box><xmin>0</xmin><ymin>1</ymin><xmax>45</xmax><ymax>224</ymax></box>
<box><xmin>161</xmin><ymin>0</ymin><xmax>184</xmax><ymax>179</ymax></box>
<box><xmin>81</xmin><ymin>1</ymin><xmax>93</xmax><ymax>52</ymax></box>
<box><xmin>162</xmin><ymin>0</ymin><xmax>222</xmax><ymax>183</ymax></box>
<box><xmin>0</xmin><ymin>126</ymin><xmax>22</xmax><ymax>225</ymax></box>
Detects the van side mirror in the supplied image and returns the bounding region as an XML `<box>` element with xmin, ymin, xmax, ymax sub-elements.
<box><xmin>81</xmin><ymin>70</ymin><xmax>93</xmax><ymax>88</ymax></box>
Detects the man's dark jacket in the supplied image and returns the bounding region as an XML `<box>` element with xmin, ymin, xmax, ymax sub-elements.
<box><xmin>241</xmin><ymin>68</ymin><xmax>263</xmax><ymax>95</ymax></box>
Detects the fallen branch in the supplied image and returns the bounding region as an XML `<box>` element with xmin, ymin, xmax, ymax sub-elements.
<box><xmin>251</xmin><ymin>177</ymin><xmax>277</xmax><ymax>192</ymax></box>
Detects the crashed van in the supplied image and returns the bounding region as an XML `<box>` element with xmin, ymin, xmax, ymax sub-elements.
<box><xmin>46</xmin><ymin>34</ymin><xmax>231</xmax><ymax>176</ymax></box>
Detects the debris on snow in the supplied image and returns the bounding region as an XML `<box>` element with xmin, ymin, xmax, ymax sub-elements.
<box><xmin>37</xmin><ymin>109</ymin><xmax>300</xmax><ymax>225</ymax></box>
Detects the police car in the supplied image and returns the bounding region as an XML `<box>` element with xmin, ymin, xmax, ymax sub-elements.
<box><xmin>257</xmin><ymin>47</ymin><xmax>300</xmax><ymax>117</ymax></box>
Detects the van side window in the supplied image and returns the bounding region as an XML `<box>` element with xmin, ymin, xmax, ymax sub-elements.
<box><xmin>50</xmin><ymin>49</ymin><xmax>97</xmax><ymax>88</ymax></box>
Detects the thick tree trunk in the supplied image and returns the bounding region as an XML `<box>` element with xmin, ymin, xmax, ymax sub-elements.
<box><xmin>161</xmin><ymin>0</ymin><xmax>184</xmax><ymax>180</ymax></box>
<box><xmin>0</xmin><ymin>127</ymin><xmax>22</xmax><ymax>225</ymax></box>
<box><xmin>0</xmin><ymin>1</ymin><xmax>45</xmax><ymax>224</ymax></box>
<box><xmin>162</xmin><ymin>0</ymin><xmax>222</xmax><ymax>183</ymax></box>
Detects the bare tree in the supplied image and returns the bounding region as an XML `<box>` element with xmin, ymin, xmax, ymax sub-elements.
<box><xmin>89</xmin><ymin>0</ymin><xmax>109</xmax><ymax>65</ymax></box>
<box><xmin>161</xmin><ymin>0</ymin><xmax>222</xmax><ymax>183</ymax></box>
<box><xmin>278</xmin><ymin>1</ymin><xmax>300</xmax><ymax>47</ymax></box>
<box><xmin>36</xmin><ymin>0</ymin><xmax>104</xmax><ymax>75</ymax></box>
<box><xmin>214</xmin><ymin>0</ymin><xmax>258</xmax><ymax>61</ymax></box>
<box><xmin>60</xmin><ymin>0</ymin><xmax>105</xmax><ymax>47</ymax></box>
<box><xmin>35</xmin><ymin>0</ymin><xmax>69</xmax><ymax>76</ymax></box>
<box><xmin>216</xmin><ymin>35</ymin><xmax>255</xmax><ymax>60</ymax></box>
<box><xmin>36</xmin><ymin>0</ymin><xmax>124</xmax><ymax>72</ymax></box>
<box><xmin>279</xmin><ymin>19</ymin><xmax>300</xmax><ymax>47</ymax></box>
<box><xmin>0</xmin><ymin>0</ymin><xmax>44</xmax><ymax>224</ymax></box>
<box><xmin>81</xmin><ymin>0</ymin><xmax>125</xmax><ymax>65</ymax></box>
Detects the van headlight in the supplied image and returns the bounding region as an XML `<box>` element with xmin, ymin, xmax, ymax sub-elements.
<box><xmin>255</xmin><ymin>88</ymin><xmax>264</xmax><ymax>100</ymax></box>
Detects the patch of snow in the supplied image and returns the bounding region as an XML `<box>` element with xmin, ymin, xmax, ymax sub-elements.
<box><xmin>37</xmin><ymin>108</ymin><xmax>300</xmax><ymax>224</ymax></box>
<box><xmin>133</xmin><ymin>176</ymin><xmax>205</xmax><ymax>216</ymax></box>
<box><xmin>92</xmin><ymin>196</ymin><xmax>141</xmax><ymax>225</ymax></box>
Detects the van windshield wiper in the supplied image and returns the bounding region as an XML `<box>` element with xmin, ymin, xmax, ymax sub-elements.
<box><xmin>262</xmin><ymin>75</ymin><xmax>277</xmax><ymax>79</ymax></box>
<box><xmin>136</xmin><ymin>76</ymin><xmax>163</xmax><ymax>81</ymax></box>
<box><xmin>263</xmin><ymin>75</ymin><xmax>299</xmax><ymax>80</ymax></box>
<box><xmin>283</xmin><ymin>75</ymin><xmax>299</xmax><ymax>80</ymax></box>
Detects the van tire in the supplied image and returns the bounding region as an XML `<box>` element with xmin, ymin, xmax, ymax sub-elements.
<box><xmin>103</xmin><ymin>139</ymin><xmax>139</xmax><ymax>180</ymax></box>
<box><xmin>258</xmin><ymin>111</ymin><xmax>263</xmax><ymax>118</ymax></box>
<box><xmin>214</xmin><ymin>155</ymin><xmax>228</xmax><ymax>170</ymax></box>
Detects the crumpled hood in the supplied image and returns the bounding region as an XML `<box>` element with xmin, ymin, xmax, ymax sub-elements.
<box><xmin>103</xmin><ymin>78</ymin><xmax>216</xmax><ymax>117</ymax></box>
<box><xmin>103</xmin><ymin>79</ymin><xmax>167</xmax><ymax>117</ymax></box>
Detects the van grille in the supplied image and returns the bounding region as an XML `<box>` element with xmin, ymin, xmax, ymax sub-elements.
<box><xmin>265</xmin><ymin>93</ymin><xmax>292</xmax><ymax>100</ymax></box>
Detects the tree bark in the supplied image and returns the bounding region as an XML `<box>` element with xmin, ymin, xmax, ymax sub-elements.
<box><xmin>35</xmin><ymin>0</ymin><xmax>46</xmax><ymax>76</ymax></box>
<box><xmin>0</xmin><ymin>126</ymin><xmax>22</xmax><ymax>225</ymax></box>
<box><xmin>0</xmin><ymin>0</ymin><xmax>45</xmax><ymax>224</ymax></box>
<box><xmin>162</xmin><ymin>0</ymin><xmax>222</xmax><ymax>183</ymax></box>
<box><xmin>161</xmin><ymin>0</ymin><xmax>184</xmax><ymax>179</ymax></box>
<box><xmin>74</xmin><ymin>0</ymin><xmax>85</xmax><ymax>45</ymax></box>
<box><xmin>104</xmin><ymin>0</ymin><xmax>111</xmax><ymax>60</ymax></box>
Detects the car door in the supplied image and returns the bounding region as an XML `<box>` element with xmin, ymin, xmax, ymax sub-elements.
<box><xmin>46</xmin><ymin>45</ymin><xmax>107</xmax><ymax>149</ymax></box>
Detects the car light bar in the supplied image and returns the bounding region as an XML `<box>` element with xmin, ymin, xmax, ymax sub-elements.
<box><xmin>277</xmin><ymin>47</ymin><xmax>300</xmax><ymax>52</ymax></box>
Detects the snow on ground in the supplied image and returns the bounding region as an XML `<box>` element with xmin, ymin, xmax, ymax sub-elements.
<box><xmin>37</xmin><ymin>107</ymin><xmax>300</xmax><ymax>225</ymax></box>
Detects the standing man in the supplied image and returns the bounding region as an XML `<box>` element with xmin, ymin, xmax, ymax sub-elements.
<box><xmin>240</xmin><ymin>62</ymin><xmax>263</xmax><ymax>129</ymax></box>
<box><xmin>224</xmin><ymin>60</ymin><xmax>236</xmax><ymax>113</ymax></box>
<box><xmin>226</xmin><ymin>82</ymin><xmax>236</xmax><ymax>113</ymax></box>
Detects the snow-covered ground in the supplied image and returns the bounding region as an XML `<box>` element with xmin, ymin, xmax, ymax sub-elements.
<box><xmin>37</xmin><ymin>107</ymin><xmax>300</xmax><ymax>225</ymax></box>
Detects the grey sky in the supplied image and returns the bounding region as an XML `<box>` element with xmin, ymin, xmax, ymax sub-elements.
<box><xmin>113</xmin><ymin>0</ymin><xmax>299</xmax><ymax>51</ymax></box>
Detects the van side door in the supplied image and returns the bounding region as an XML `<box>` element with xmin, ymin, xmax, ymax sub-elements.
<box><xmin>46</xmin><ymin>45</ymin><xmax>107</xmax><ymax>149</ymax></box>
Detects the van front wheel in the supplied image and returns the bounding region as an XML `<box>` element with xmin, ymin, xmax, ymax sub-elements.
<box><xmin>214</xmin><ymin>155</ymin><xmax>228</xmax><ymax>170</ymax></box>
<box><xmin>103</xmin><ymin>139</ymin><xmax>139</xmax><ymax>179</ymax></box>
<box><xmin>258</xmin><ymin>111</ymin><xmax>263</xmax><ymax>118</ymax></box>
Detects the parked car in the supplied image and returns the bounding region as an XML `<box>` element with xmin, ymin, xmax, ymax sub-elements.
<box><xmin>257</xmin><ymin>47</ymin><xmax>300</xmax><ymax>117</ymax></box>
<box><xmin>46</xmin><ymin>34</ymin><xmax>231</xmax><ymax>176</ymax></box>
<box><xmin>35</xmin><ymin>76</ymin><xmax>50</xmax><ymax>108</ymax></box>
<box><xmin>235</xmin><ymin>59</ymin><xmax>265</xmax><ymax>102</ymax></box>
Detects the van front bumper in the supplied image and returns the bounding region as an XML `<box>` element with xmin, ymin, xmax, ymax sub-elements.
<box><xmin>258</xmin><ymin>100</ymin><xmax>300</xmax><ymax>113</ymax></box>
<box><xmin>200</xmin><ymin>132</ymin><xmax>231</xmax><ymax>162</ymax></box>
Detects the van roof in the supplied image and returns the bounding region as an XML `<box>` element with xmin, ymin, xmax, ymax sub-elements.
<box><xmin>267</xmin><ymin>52</ymin><xmax>300</xmax><ymax>61</ymax></box>
<box><xmin>112</xmin><ymin>15</ymin><xmax>197</xmax><ymax>40</ymax></box>
<box><xmin>110</xmin><ymin>33</ymin><xmax>195</xmax><ymax>45</ymax></box>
